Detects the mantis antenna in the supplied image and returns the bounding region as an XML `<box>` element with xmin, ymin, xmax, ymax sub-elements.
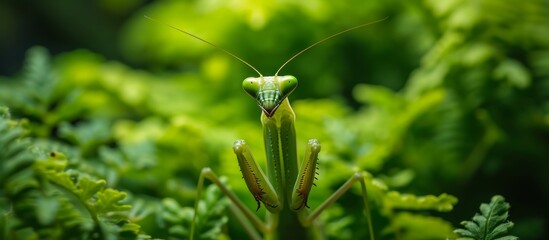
<box><xmin>144</xmin><ymin>15</ymin><xmax>264</xmax><ymax>77</ymax></box>
<box><xmin>145</xmin><ymin>15</ymin><xmax>388</xmax><ymax>77</ymax></box>
<box><xmin>274</xmin><ymin>16</ymin><xmax>388</xmax><ymax>77</ymax></box>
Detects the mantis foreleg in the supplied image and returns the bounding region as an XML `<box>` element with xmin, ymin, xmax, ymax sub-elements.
<box><xmin>291</xmin><ymin>140</ymin><xmax>375</xmax><ymax>239</ymax></box>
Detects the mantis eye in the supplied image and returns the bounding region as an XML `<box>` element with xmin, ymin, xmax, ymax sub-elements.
<box><xmin>242</xmin><ymin>77</ymin><xmax>261</xmax><ymax>99</ymax></box>
<box><xmin>278</xmin><ymin>75</ymin><xmax>298</xmax><ymax>98</ymax></box>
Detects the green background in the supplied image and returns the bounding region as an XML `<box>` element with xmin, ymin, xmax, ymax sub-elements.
<box><xmin>1</xmin><ymin>0</ymin><xmax>548</xmax><ymax>239</ymax></box>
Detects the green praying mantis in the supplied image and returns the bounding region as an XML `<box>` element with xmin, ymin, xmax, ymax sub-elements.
<box><xmin>146</xmin><ymin>16</ymin><xmax>386</xmax><ymax>239</ymax></box>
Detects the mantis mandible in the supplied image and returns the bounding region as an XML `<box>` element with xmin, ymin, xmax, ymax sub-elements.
<box><xmin>146</xmin><ymin>16</ymin><xmax>386</xmax><ymax>239</ymax></box>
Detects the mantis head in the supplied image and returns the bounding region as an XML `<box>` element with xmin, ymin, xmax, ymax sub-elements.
<box><xmin>242</xmin><ymin>76</ymin><xmax>298</xmax><ymax>117</ymax></box>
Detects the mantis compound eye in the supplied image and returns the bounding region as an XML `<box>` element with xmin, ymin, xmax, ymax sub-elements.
<box><xmin>242</xmin><ymin>77</ymin><xmax>260</xmax><ymax>99</ymax></box>
<box><xmin>278</xmin><ymin>75</ymin><xmax>298</xmax><ymax>99</ymax></box>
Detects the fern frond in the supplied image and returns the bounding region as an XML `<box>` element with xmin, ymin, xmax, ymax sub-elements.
<box><xmin>33</xmin><ymin>152</ymin><xmax>137</xmax><ymax>238</ymax></box>
<box><xmin>195</xmin><ymin>180</ymin><xmax>230</xmax><ymax>239</ymax></box>
<box><xmin>0</xmin><ymin>110</ymin><xmax>35</xmax><ymax>195</ymax></box>
<box><xmin>454</xmin><ymin>195</ymin><xmax>517</xmax><ymax>240</ymax></box>
<box><xmin>0</xmin><ymin>111</ymin><xmax>149</xmax><ymax>239</ymax></box>
<box><xmin>160</xmin><ymin>181</ymin><xmax>229</xmax><ymax>239</ymax></box>
<box><xmin>1</xmin><ymin>47</ymin><xmax>57</xmax><ymax>117</ymax></box>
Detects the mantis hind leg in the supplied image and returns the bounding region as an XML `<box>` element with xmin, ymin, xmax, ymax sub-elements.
<box><xmin>190</xmin><ymin>167</ymin><xmax>271</xmax><ymax>240</ymax></box>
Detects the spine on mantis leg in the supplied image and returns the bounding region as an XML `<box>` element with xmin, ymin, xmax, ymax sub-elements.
<box><xmin>233</xmin><ymin>140</ymin><xmax>280</xmax><ymax>213</ymax></box>
<box><xmin>291</xmin><ymin>139</ymin><xmax>321</xmax><ymax>210</ymax></box>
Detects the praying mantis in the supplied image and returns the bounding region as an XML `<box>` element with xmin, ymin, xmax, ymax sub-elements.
<box><xmin>146</xmin><ymin>16</ymin><xmax>386</xmax><ymax>239</ymax></box>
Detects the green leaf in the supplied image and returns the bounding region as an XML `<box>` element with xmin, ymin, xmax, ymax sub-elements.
<box><xmin>0</xmin><ymin>106</ymin><xmax>9</xmax><ymax>118</ymax></box>
<box><xmin>31</xmin><ymin>150</ymin><xmax>142</xmax><ymax>238</ymax></box>
<box><xmin>94</xmin><ymin>188</ymin><xmax>132</xmax><ymax>214</ymax></box>
<box><xmin>120</xmin><ymin>140</ymin><xmax>157</xmax><ymax>169</ymax></box>
<box><xmin>0</xmin><ymin>47</ymin><xmax>57</xmax><ymax>129</ymax></box>
<box><xmin>159</xmin><ymin>182</ymin><xmax>229</xmax><ymax>240</ymax></box>
<box><xmin>76</xmin><ymin>178</ymin><xmax>107</xmax><ymax>200</ymax></box>
<box><xmin>384</xmin><ymin>192</ymin><xmax>458</xmax><ymax>212</ymax></box>
<box><xmin>33</xmin><ymin>153</ymin><xmax>76</xmax><ymax>192</ymax></box>
<box><xmin>455</xmin><ymin>195</ymin><xmax>517</xmax><ymax>240</ymax></box>
<box><xmin>194</xmin><ymin>180</ymin><xmax>230</xmax><ymax>240</ymax></box>
<box><xmin>0</xmin><ymin>115</ymin><xmax>35</xmax><ymax>188</ymax></box>
<box><xmin>494</xmin><ymin>59</ymin><xmax>531</xmax><ymax>89</ymax></box>
<box><xmin>58</xmin><ymin>119</ymin><xmax>113</xmax><ymax>154</ymax></box>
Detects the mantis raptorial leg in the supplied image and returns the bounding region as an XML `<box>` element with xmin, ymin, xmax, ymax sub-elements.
<box><xmin>145</xmin><ymin>16</ymin><xmax>386</xmax><ymax>239</ymax></box>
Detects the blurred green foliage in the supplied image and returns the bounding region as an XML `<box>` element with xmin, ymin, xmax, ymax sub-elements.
<box><xmin>1</xmin><ymin>0</ymin><xmax>548</xmax><ymax>239</ymax></box>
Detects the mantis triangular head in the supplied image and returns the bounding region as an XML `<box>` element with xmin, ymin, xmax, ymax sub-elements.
<box><xmin>242</xmin><ymin>76</ymin><xmax>297</xmax><ymax>117</ymax></box>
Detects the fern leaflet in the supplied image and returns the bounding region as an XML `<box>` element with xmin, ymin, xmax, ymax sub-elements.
<box><xmin>454</xmin><ymin>195</ymin><xmax>517</xmax><ymax>240</ymax></box>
